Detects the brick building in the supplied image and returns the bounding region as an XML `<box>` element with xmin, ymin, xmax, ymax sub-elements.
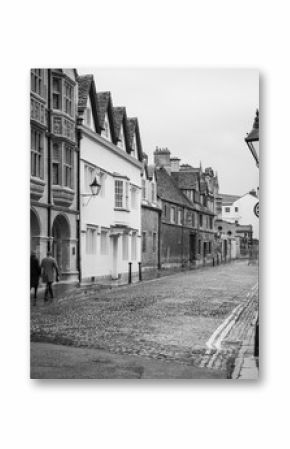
<box><xmin>154</xmin><ymin>148</ymin><xmax>216</xmax><ymax>267</ymax></box>
<box><xmin>30</xmin><ymin>69</ymin><xmax>79</xmax><ymax>282</ymax></box>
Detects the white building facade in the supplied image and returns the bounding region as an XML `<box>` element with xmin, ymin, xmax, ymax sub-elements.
<box><xmin>222</xmin><ymin>190</ymin><xmax>259</xmax><ymax>240</ymax></box>
<box><xmin>78</xmin><ymin>75</ymin><xmax>144</xmax><ymax>282</ymax></box>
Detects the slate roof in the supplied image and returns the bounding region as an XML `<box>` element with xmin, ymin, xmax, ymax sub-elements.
<box><xmin>171</xmin><ymin>171</ymin><xmax>200</xmax><ymax>189</ymax></box>
<box><xmin>96</xmin><ymin>92</ymin><xmax>111</xmax><ymax>129</ymax></box>
<box><xmin>156</xmin><ymin>168</ymin><xmax>194</xmax><ymax>209</ymax></box>
<box><xmin>220</xmin><ymin>193</ymin><xmax>241</xmax><ymax>205</ymax></box>
<box><xmin>127</xmin><ymin>118</ymin><xmax>137</xmax><ymax>148</ymax></box>
<box><xmin>77</xmin><ymin>74</ymin><xmax>94</xmax><ymax>111</ymax></box>
<box><xmin>113</xmin><ymin>106</ymin><xmax>126</xmax><ymax>141</ymax></box>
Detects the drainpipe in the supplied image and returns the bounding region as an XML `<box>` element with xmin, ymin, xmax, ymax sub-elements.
<box><xmin>76</xmin><ymin>118</ymin><xmax>82</xmax><ymax>284</ymax></box>
<box><xmin>157</xmin><ymin>207</ymin><xmax>162</xmax><ymax>270</ymax></box>
<box><xmin>181</xmin><ymin>206</ymin><xmax>184</xmax><ymax>266</ymax></box>
<box><xmin>47</xmin><ymin>69</ymin><xmax>52</xmax><ymax>252</ymax></box>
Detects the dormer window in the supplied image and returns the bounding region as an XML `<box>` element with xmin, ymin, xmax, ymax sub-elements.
<box><xmin>101</xmin><ymin>113</ymin><xmax>111</xmax><ymax>141</ymax></box>
<box><xmin>118</xmin><ymin>125</ymin><xmax>126</xmax><ymax>150</ymax></box>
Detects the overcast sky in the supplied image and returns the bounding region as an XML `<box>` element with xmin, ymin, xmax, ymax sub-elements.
<box><xmin>78</xmin><ymin>68</ymin><xmax>259</xmax><ymax>195</ymax></box>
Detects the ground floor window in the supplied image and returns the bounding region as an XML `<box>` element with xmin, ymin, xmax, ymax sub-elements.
<box><xmin>122</xmin><ymin>234</ymin><xmax>128</xmax><ymax>260</ymax></box>
<box><xmin>142</xmin><ymin>232</ymin><xmax>147</xmax><ymax>252</ymax></box>
<box><xmin>152</xmin><ymin>232</ymin><xmax>157</xmax><ymax>252</ymax></box>
<box><xmin>131</xmin><ymin>232</ymin><xmax>137</xmax><ymax>260</ymax></box>
<box><xmin>86</xmin><ymin>227</ymin><xmax>96</xmax><ymax>254</ymax></box>
<box><xmin>100</xmin><ymin>229</ymin><xmax>109</xmax><ymax>255</ymax></box>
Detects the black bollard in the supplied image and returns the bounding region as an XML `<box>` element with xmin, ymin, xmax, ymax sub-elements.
<box><xmin>213</xmin><ymin>257</ymin><xmax>215</xmax><ymax>267</ymax></box>
<box><xmin>128</xmin><ymin>262</ymin><xmax>132</xmax><ymax>284</ymax></box>
<box><xmin>138</xmin><ymin>261</ymin><xmax>142</xmax><ymax>281</ymax></box>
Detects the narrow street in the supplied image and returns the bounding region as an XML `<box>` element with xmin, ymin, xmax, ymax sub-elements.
<box><xmin>31</xmin><ymin>260</ymin><xmax>258</xmax><ymax>379</ymax></box>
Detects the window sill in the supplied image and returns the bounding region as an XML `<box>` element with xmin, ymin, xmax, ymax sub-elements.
<box><xmin>30</xmin><ymin>176</ymin><xmax>45</xmax><ymax>186</ymax></box>
<box><xmin>114</xmin><ymin>207</ymin><xmax>130</xmax><ymax>213</ymax></box>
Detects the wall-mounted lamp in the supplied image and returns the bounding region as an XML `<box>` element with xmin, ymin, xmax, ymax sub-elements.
<box><xmin>245</xmin><ymin>109</ymin><xmax>259</xmax><ymax>168</ymax></box>
<box><xmin>81</xmin><ymin>176</ymin><xmax>102</xmax><ymax>205</ymax></box>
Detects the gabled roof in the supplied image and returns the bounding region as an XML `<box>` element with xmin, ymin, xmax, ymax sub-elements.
<box><xmin>113</xmin><ymin>106</ymin><xmax>126</xmax><ymax>142</ymax></box>
<box><xmin>77</xmin><ymin>74</ymin><xmax>101</xmax><ymax>132</ymax></box>
<box><xmin>78</xmin><ymin>74</ymin><xmax>94</xmax><ymax>110</ymax></box>
<box><xmin>96</xmin><ymin>92</ymin><xmax>111</xmax><ymax>129</ymax></box>
<box><xmin>127</xmin><ymin>117</ymin><xmax>143</xmax><ymax>162</ymax></box>
<box><xmin>220</xmin><ymin>193</ymin><xmax>241</xmax><ymax>205</ymax></box>
<box><xmin>156</xmin><ymin>167</ymin><xmax>194</xmax><ymax>209</ymax></box>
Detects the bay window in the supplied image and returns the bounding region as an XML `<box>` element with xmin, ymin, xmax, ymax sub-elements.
<box><xmin>31</xmin><ymin>69</ymin><xmax>43</xmax><ymax>97</ymax></box>
<box><xmin>52</xmin><ymin>142</ymin><xmax>74</xmax><ymax>188</ymax></box>
<box><xmin>64</xmin><ymin>81</ymin><xmax>73</xmax><ymax>116</ymax></box>
<box><xmin>64</xmin><ymin>145</ymin><xmax>73</xmax><ymax>188</ymax></box>
<box><xmin>122</xmin><ymin>234</ymin><xmax>128</xmax><ymax>260</ymax></box>
<box><xmin>131</xmin><ymin>232</ymin><xmax>137</xmax><ymax>260</ymax></box>
<box><xmin>52</xmin><ymin>77</ymin><xmax>62</xmax><ymax>110</ymax></box>
<box><xmin>31</xmin><ymin>128</ymin><xmax>43</xmax><ymax>178</ymax></box>
<box><xmin>52</xmin><ymin>142</ymin><xmax>61</xmax><ymax>185</ymax></box>
<box><xmin>86</xmin><ymin>227</ymin><xmax>96</xmax><ymax>254</ymax></box>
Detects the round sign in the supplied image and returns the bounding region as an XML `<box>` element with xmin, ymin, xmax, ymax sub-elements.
<box><xmin>254</xmin><ymin>202</ymin><xmax>259</xmax><ymax>218</ymax></box>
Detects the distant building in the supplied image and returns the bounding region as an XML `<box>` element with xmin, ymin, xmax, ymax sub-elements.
<box><xmin>77</xmin><ymin>75</ymin><xmax>144</xmax><ymax>282</ymax></box>
<box><xmin>221</xmin><ymin>190</ymin><xmax>259</xmax><ymax>239</ymax></box>
<box><xmin>141</xmin><ymin>154</ymin><xmax>162</xmax><ymax>269</ymax></box>
<box><xmin>30</xmin><ymin>69</ymin><xmax>79</xmax><ymax>282</ymax></box>
<box><xmin>154</xmin><ymin>148</ymin><xmax>216</xmax><ymax>267</ymax></box>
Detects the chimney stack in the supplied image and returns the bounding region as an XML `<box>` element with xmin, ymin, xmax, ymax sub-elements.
<box><xmin>154</xmin><ymin>146</ymin><xmax>171</xmax><ymax>174</ymax></box>
<box><xmin>170</xmin><ymin>157</ymin><xmax>180</xmax><ymax>172</ymax></box>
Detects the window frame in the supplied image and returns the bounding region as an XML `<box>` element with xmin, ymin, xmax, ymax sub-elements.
<box><xmin>170</xmin><ymin>207</ymin><xmax>175</xmax><ymax>224</ymax></box>
<box><xmin>31</xmin><ymin>69</ymin><xmax>44</xmax><ymax>97</ymax></box>
<box><xmin>86</xmin><ymin>227</ymin><xmax>97</xmax><ymax>254</ymax></box>
<box><xmin>63</xmin><ymin>144</ymin><xmax>73</xmax><ymax>189</ymax></box>
<box><xmin>114</xmin><ymin>178</ymin><xmax>129</xmax><ymax>210</ymax></box>
<box><xmin>30</xmin><ymin>128</ymin><xmax>43</xmax><ymax>179</ymax></box>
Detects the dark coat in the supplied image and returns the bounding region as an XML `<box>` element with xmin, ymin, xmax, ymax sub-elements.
<box><xmin>30</xmin><ymin>255</ymin><xmax>41</xmax><ymax>287</ymax></box>
<box><xmin>41</xmin><ymin>256</ymin><xmax>59</xmax><ymax>283</ymax></box>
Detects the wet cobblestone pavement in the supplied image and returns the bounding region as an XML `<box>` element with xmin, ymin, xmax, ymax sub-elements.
<box><xmin>31</xmin><ymin>261</ymin><xmax>258</xmax><ymax>376</ymax></box>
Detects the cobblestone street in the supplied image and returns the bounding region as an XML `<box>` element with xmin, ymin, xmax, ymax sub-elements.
<box><xmin>31</xmin><ymin>260</ymin><xmax>258</xmax><ymax>378</ymax></box>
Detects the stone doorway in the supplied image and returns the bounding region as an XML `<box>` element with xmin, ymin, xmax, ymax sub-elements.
<box><xmin>30</xmin><ymin>209</ymin><xmax>41</xmax><ymax>258</ymax></box>
<box><xmin>52</xmin><ymin>214</ymin><xmax>71</xmax><ymax>273</ymax></box>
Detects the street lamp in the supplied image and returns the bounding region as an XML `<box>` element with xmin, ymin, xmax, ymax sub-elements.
<box><xmin>245</xmin><ymin>109</ymin><xmax>259</xmax><ymax>167</ymax></box>
<box><xmin>81</xmin><ymin>175</ymin><xmax>102</xmax><ymax>205</ymax></box>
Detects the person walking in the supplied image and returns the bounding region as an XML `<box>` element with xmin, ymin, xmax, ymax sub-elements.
<box><xmin>30</xmin><ymin>252</ymin><xmax>41</xmax><ymax>306</ymax></box>
<box><xmin>41</xmin><ymin>251</ymin><xmax>60</xmax><ymax>302</ymax></box>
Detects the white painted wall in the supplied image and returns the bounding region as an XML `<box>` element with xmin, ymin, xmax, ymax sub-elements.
<box><xmin>222</xmin><ymin>193</ymin><xmax>259</xmax><ymax>239</ymax></box>
<box><xmin>80</xmin><ymin>127</ymin><xmax>143</xmax><ymax>280</ymax></box>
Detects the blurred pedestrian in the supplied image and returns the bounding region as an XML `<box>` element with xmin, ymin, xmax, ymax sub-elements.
<box><xmin>41</xmin><ymin>251</ymin><xmax>60</xmax><ymax>302</ymax></box>
<box><xmin>30</xmin><ymin>251</ymin><xmax>41</xmax><ymax>306</ymax></box>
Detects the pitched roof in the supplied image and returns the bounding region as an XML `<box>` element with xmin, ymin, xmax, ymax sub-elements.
<box><xmin>171</xmin><ymin>171</ymin><xmax>200</xmax><ymax>189</ymax></box>
<box><xmin>96</xmin><ymin>92</ymin><xmax>111</xmax><ymax>129</ymax></box>
<box><xmin>77</xmin><ymin>74</ymin><xmax>94</xmax><ymax>111</ymax></box>
<box><xmin>220</xmin><ymin>193</ymin><xmax>241</xmax><ymax>205</ymax></box>
<box><xmin>156</xmin><ymin>167</ymin><xmax>194</xmax><ymax>209</ymax></box>
<box><xmin>127</xmin><ymin>117</ymin><xmax>137</xmax><ymax>148</ymax></box>
<box><xmin>113</xmin><ymin>106</ymin><xmax>126</xmax><ymax>141</ymax></box>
